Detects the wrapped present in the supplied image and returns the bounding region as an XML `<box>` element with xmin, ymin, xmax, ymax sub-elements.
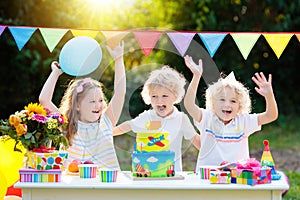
<box><xmin>231</xmin><ymin>166</ymin><xmax>272</xmax><ymax>186</ymax></box>
<box><xmin>26</xmin><ymin>151</ymin><xmax>68</xmax><ymax>170</ymax></box>
<box><xmin>209</xmin><ymin>170</ymin><xmax>231</xmax><ymax>184</ymax></box>
<box><xmin>19</xmin><ymin>169</ymin><xmax>61</xmax><ymax>182</ymax></box>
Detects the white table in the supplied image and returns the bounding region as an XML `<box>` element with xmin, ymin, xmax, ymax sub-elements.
<box><xmin>15</xmin><ymin>171</ymin><xmax>289</xmax><ymax>200</ymax></box>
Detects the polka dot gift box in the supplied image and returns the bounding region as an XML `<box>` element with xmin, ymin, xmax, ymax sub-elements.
<box><xmin>26</xmin><ymin>151</ymin><xmax>68</xmax><ymax>170</ymax></box>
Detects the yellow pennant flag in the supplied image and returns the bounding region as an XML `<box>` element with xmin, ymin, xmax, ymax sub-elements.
<box><xmin>263</xmin><ymin>33</ymin><xmax>293</xmax><ymax>59</ymax></box>
<box><xmin>70</xmin><ymin>29</ymin><xmax>100</xmax><ymax>38</ymax></box>
<box><xmin>101</xmin><ymin>31</ymin><xmax>129</xmax><ymax>49</ymax></box>
<box><xmin>231</xmin><ymin>33</ymin><xmax>261</xmax><ymax>60</ymax></box>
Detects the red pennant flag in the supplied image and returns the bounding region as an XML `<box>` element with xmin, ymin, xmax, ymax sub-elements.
<box><xmin>133</xmin><ymin>31</ymin><xmax>162</xmax><ymax>56</ymax></box>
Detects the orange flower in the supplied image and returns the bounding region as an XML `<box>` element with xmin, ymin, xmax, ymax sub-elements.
<box><xmin>15</xmin><ymin>123</ymin><xmax>27</xmax><ymax>136</ymax></box>
<box><xmin>9</xmin><ymin>115</ymin><xmax>21</xmax><ymax>127</ymax></box>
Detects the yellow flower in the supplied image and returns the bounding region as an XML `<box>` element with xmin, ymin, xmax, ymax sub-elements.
<box><xmin>9</xmin><ymin>115</ymin><xmax>21</xmax><ymax>126</ymax></box>
<box><xmin>16</xmin><ymin>124</ymin><xmax>27</xmax><ymax>136</ymax></box>
<box><xmin>24</xmin><ymin>103</ymin><xmax>47</xmax><ymax>117</ymax></box>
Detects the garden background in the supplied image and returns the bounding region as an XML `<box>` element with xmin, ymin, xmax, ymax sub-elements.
<box><xmin>0</xmin><ymin>0</ymin><xmax>299</xmax><ymax>199</ymax></box>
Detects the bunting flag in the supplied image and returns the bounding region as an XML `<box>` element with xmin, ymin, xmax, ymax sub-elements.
<box><xmin>198</xmin><ymin>33</ymin><xmax>227</xmax><ymax>57</ymax></box>
<box><xmin>39</xmin><ymin>28</ymin><xmax>69</xmax><ymax>52</ymax></box>
<box><xmin>133</xmin><ymin>31</ymin><xmax>162</xmax><ymax>56</ymax></box>
<box><xmin>166</xmin><ymin>32</ymin><xmax>195</xmax><ymax>56</ymax></box>
<box><xmin>101</xmin><ymin>31</ymin><xmax>129</xmax><ymax>49</ymax></box>
<box><xmin>70</xmin><ymin>29</ymin><xmax>99</xmax><ymax>38</ymax></box>
<box><xmin>8</xmin><ymin>27</ymin><xmax>37</xmax><ymax>50</ymax></box>
<box><xmin>1</xmin><ymin>25</ymin><xmax>299</xmax><ymax>60</ymax></box>
<box><xmin>263</xmin><ymin>33</ymin><xmax>293</xmax><ymax>59</ymax></box>
<box><xmin>0</xmin><ymin>26</ymin><xmax>6</xmax><ymax>36</ymax></box>
<box><xmin>231</xmin><ymin>33</ymin><xmax>261</xmax><ymax>60</ymax></box>
<box><xmin>296</xmin><ymin>34</ymin><xmax>300</xmax><ymax>42</ymax></box>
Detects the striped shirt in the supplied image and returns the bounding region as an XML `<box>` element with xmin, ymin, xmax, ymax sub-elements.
<box><xmin>67</xmin><ymin>114</ymin><xmax>120</xmax><ymax>170</ymax></box>
<box><xmin>195</xmin><ymin>109</ymin><xmax>261</xmax><ymax>170</ymax></box>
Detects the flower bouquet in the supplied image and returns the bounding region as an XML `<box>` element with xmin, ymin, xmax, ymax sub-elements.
<box><xmin>0</xmin><ymin>102</ymin><xmax>69</xmax><ymax>152</ymax></box>
<box><xmin>0</xmin><ymin>103</ymin><xmax>70</xmax><ymax>170</ymax></box>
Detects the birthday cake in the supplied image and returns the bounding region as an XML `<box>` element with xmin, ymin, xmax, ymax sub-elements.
<box><xmin>131</xmin><ymin>131</ymin><xmax>175</xmax><ymax>178</ymax></box>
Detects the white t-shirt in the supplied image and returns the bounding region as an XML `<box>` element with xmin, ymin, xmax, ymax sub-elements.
<box><xmin>194</xmin><ymin>109</ymin><xmax>261</xmax><ymax>171</ymax></box>
<box><xmin>129</xmin><ymin>107</ymin><xmax>197</xmax><ymax>172</ymax></box>
<box><xmin>67</xmin><ymin>114</ymin><xmax>120</xmax><ymax>170</ymax></box>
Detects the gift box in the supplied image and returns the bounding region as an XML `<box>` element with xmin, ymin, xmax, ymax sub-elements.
<box><xmin>26</xmin><ymin>151</ymin><xmax>68</xmax><ymax>170</ymax></box>
<box><xmin>231</xmin><ymin>166</ymin><xmax>272</xmax><ymax>186</ymax></box>
<box><xmin>209</xmin><ymin>170</ymin><xmax>231</xmax><ymax>184</ymax></box>
<box><xmin>19</xmin><ymin>169</ymin><xmax>61</xmax><ymax>182</ymax></box>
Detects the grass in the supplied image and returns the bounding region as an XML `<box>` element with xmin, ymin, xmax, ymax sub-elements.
<box><xmin>115</xmin><ymin>115</ymin><xmax>300</xmax><ymax>199</ymax></box>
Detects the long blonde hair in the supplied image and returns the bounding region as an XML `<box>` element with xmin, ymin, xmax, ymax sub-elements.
<box><xmin>59</xmin><ymin>78</ymin><xmax>107</xmax><ymax>144</ymax></box>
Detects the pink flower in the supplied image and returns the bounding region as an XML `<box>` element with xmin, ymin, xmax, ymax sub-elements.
<box><xmin>31</xmin><ymin>114</ymin><xmax>48</xmax><ymax>123</ymax></box>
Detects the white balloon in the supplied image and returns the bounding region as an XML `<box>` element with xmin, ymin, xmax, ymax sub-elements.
<box><xmin>59</xmin><ymin>36</ymin><xmax>102</xmax><ymax>76</ymax></box>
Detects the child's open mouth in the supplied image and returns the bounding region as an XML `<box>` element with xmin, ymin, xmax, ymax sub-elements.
<box><xmin>157</xmin><ymin>105</ymin><xmax>166</xmax><ymax>111</ymax></box>
<box><xmin>222</xmin><ymin>110</ymin><xmax>232</xmax><ymax>114</ymax></box>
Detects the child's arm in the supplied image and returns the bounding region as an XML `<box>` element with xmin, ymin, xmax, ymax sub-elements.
<box><xmin>112</xmin><ymin>121</ymin><xmax>131</xmax><ymax>136</ymax></box>
<box><xmin>252</xmin><ymin>72</ymin><xmax>278</xmax><ymax>126</ymax></box>
<box><xmin>39</xmin><ymin>61</ymin><xmax>62</xmax><ymax>113</ymax></box>
<box><xmin>183</xmin><ymin>55</ymin><xmax>203</xmax><ymax>123</ymax></box>
<box><xmin>105</xmin><ymin>41</ymin><xmax>126</xmax><ymax>126</ymax></box>
<box><xmin>191</xmin><ymin>134</ymin><xmax>201</xmax><ymax>150</ymax></box>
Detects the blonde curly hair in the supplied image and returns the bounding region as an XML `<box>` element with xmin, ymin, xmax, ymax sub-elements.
<box><xmin>205</xmin><ymin>72</ymin><xmax>251</xmax><ymax>114</ymax></box>
<box><xmin>141</xmin><ymin>66</ymin><xmax>186</xmax><ymax>105</ymax></box>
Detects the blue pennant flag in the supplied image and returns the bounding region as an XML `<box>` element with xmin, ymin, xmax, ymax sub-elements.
<box><xmin>8</xmin><ymin>27</ymin><xmax>37</xmax><ymax>50</ymax></box>
<box><xmin>198</xmin><ymin>33</ymin><xmax>227</xmax><ymax>57</ymax></box>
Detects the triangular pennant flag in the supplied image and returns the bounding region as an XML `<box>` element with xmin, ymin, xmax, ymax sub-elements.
<box><xmin>166</xmin><ymin>32</ymin><xmax>195</xmax><ymax>56</ymax></box>
<box><xmin>133</xmin><ymin>31</ymin><xmax>162</xmax><ymax>56</ymax></box>
<box><xmin>0</xmin><ymin>25</ymin><xmax>6</xmax><ymax>36</ymax></box>
<box><xmin>231</xmin><ymin>33</ymin><xmax>260</xmax><ymax>60</ymax></box>
<box><xmin>296</xmin><ymin>34</ymin><xmax>300</xmax><ymax>42</ymax></box>
<box><xmin>39</xmin><ymin>28</ymin><xmax>69</xmax><ymax>52</ymax></box>
<box><xmin>263</xmin><ymin>33</ymin><xmax>293</xmax><ymax>59</ymax></box>
<box><xmin>198</xmin><ymin>33</ymin><xmax>227</xmax><ymax>57</ymax></box>
<box><xmin>8</xmin><ymin>27</ymin><xmax>37</xmax><ymax>50</ymax></box>
<box><xmin>101</xmin><ymin>31</ymin><xmax>129</xmax><ymax>49</ymax></box>
<box><xmin>70</xmin><ymin>29</ymin><xmax>99</xmax><ymax>38</ymax></box>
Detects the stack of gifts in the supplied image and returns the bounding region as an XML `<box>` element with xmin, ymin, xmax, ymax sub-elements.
<box><xmin>204</xmin><ymin>158</ymin><xmax>272</xmax><ymax>185</ymax></box>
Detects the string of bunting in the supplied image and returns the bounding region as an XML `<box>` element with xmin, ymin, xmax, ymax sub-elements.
<box><xmin>1</xmin><ymin>25</ymin><xmax>300</xmax><ymax>59</ymax></box>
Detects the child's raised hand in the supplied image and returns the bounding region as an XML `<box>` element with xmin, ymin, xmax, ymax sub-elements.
<box><xmin>51</xmin><ymin>61</ymin><xmax>63</xmax><ymax>76</ymax></box>
<box><xmin>106</xmin><ymin>40</ymin><xmax>124</xmax><ymax>61</ymax></box>
<box><xmin>184</xmin><ymin>55</ymin><xmax>203</xmax><ymax>76</ymax></box>
<box><xmin>252</xmin><ymin>72</ymin><xmax>274</xmax><ymax>98</ymax></box>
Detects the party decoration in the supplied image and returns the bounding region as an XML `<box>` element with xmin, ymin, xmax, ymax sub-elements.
<box><xmin>260</xmin><ymin>140</ymin><xmax>281</xmax><ymax>180</ymax></box>
<box><xmin>101</xmin><ymin>31</ymin><xmax>129</xmax><ymax>49</ymax></box>
<box><xmin>70</xmin><ymin>30</ymin><xmax>99</xmax><ymax>38</ymax></box>
<box><xmin>0</xmin><ymin>171</ymin><xmax>8</xmax><ymax>200</ymax></box>
<box><xmin>59</xmin><ymin>36</ymin><xmax>102</xmax><ymax>76</ymax></box>
<box><xmin>0</xmin><ymin>25</ymin><xmax>6</xmax><ymax>36</ymax></box>
<box><xmin>231</xmin><ymin>33</ymin><xmax>261</xmax><ymax>60</ymax></box>
<box><xmin>8</xmin><ymin>27</ymin><xmax>37</xmax><ymax>50</ymax></box>
<box><xmin>39</xmin><ymin>28</ymin><xmax>69</xmax><ymax>52</ymax></box>
<box><xmin>133</xmin><ymin>31</ymin><xmax>163</xmax><ymax>56</ymax></box>
<box><xmin>198</xmin><ymin>33</ymin><xmax>227</xmax><ymax>57</ymax></box>
<box><xmin>166</xmin><ymin>32</ymin><xmax>195</xmax><ymax>56</ymax></box>
<box><xmin>0</xmin><ymin>137</ymin><xmax>25</xmax><ymax>187</ymax></box>
<box><xmin>1</xmin><ymin>25</ymin><xmax>299</xmax><ymax>60</ymax></box>
<box><xmin>263</xmin><ymin>33</ymin><xmax>293</xmax><ymax>59</ymax></box>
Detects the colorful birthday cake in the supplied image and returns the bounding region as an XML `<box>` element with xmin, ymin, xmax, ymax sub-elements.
<box><xmin>131</xmin><ymin>131</ymin><xmax>175</xmax><ymax>178</ymax></box>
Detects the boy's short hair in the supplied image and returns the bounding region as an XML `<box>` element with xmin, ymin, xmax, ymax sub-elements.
<box><xmin>141</xmin><ymin>66</ymin><xmax>186</xmax><ymax>105</ymax></box>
